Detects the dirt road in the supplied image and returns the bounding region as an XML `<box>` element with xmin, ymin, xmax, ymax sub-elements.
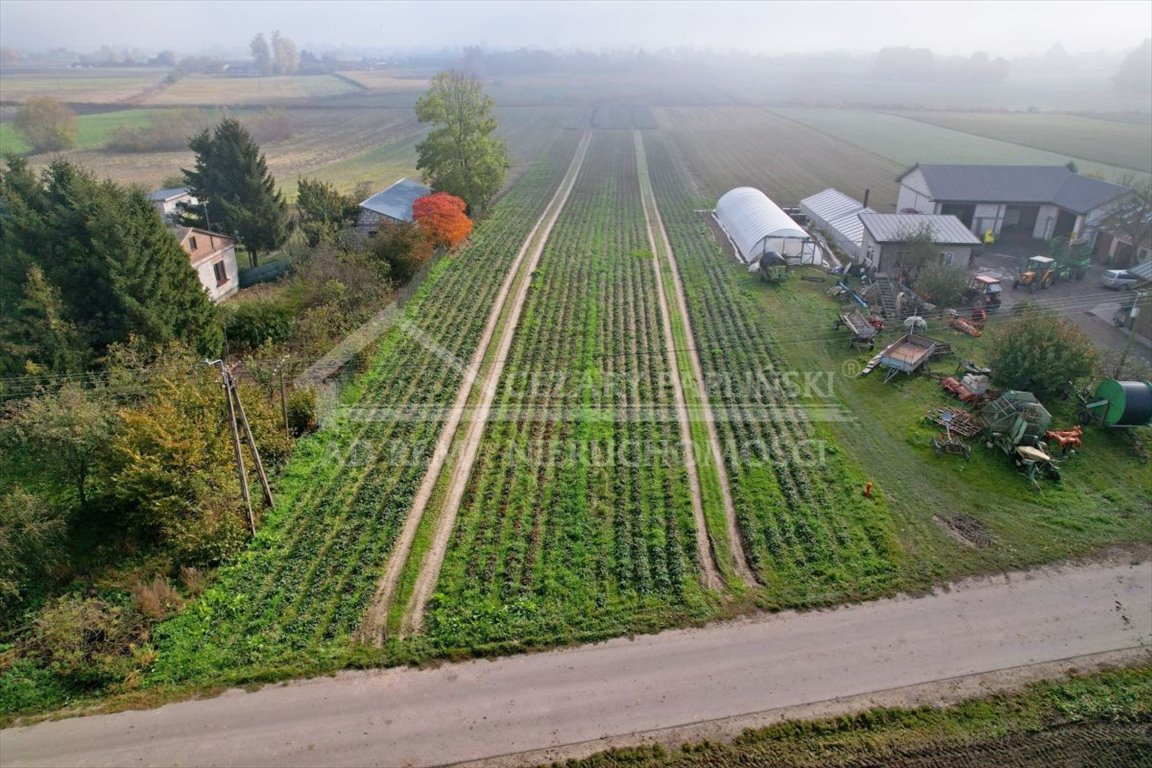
<box><xmin>357</xmin><ymin>131</ymin><xmax>592</xmax><ymax>643</ymax></box>
<box><xmin>4</xmin><ymin>558</ymin><xmax>1149</xmax><ymax>768</ymax></box>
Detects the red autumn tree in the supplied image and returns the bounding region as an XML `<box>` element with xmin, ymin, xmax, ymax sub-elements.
<box><xmin>412</xmin><ymin>192</ymin><xmax>473</xmax><ymax>249</ymax></box>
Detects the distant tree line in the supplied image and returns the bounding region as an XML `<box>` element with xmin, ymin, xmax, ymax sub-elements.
<box><xmin>872</xmin><ymin>47</ymin><xmax>1010</xmax><ymax>83</ymax></box>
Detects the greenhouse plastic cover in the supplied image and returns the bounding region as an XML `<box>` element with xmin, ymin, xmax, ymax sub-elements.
<box><xmin>715</xmin><ymin>187</ymin><xmax>808</xmax><ymax>263</ymax></box>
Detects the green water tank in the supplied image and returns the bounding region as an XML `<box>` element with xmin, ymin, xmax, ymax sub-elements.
<box><xmin>1093</xmin><ymin>379</ymin><xmax>1152</xmax><ymax>427</ymax></box>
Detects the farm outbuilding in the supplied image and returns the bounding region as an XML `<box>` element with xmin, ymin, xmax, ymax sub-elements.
<box><xmin>715</xmin><ymin>187</ymin><xmax>818</xmax><ymax>265</ymax></box>
<box><xmin>799</xmin><ymin>188</ymin><xmax>873</xmax><ymax>262</ymax></box>
<box><xmin>896</xmin><ymin>164</ymin><xmax>1130</xmax><ymax>246</ymax></box>
<box><xmin>356</xmin><ymin>177</ymin><xmax>431</xmax><ymax>235</ymax></box>
<box><xmin>858</xmin><ymin>212</ymin><xmax>982</xmax><ymax>274</ymax></box>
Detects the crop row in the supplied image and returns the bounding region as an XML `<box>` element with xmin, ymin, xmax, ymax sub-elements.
<box><xmin>425</xmin><ymin>131</ymin><xmax>714</xmax><ymax>651</ymax></box>
<box><xmin>148</xmin><ymin>130</ymin><xmax>584</xmax><ymax>683</ymax></box>
<box><xmin>643</xmin><ymin>133</ymin><xmax>901</xmax><ymax>606</ymax></box>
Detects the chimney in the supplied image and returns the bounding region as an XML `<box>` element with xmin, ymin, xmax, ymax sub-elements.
<box><xmin>862</xmin><ymin>188</ymin><xmax>870</xmax><ymax>209</ymax></box>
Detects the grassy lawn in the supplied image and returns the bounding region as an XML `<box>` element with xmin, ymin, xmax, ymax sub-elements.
<box><xmin>739</xmin><ymin>266</ymin><xmax>1151</xmax><ymax>585</ymax></box>
<box><xmin>552</xmin><ymin>666</ymin><xmax>1152</xmax><ymax>768</ymax></box>
<box><xmin>772</xmin><ymin>108</ymin><xmax>1149</xmax><ymax>184</ymax></box>
<box><xmin>896</xmin><ymin>110</ymin><xmax>1152</xmax><ymax>174</ymax></box>
<box><xmin>0</xmin><ymin>108</ymin><xmax>167</xmax><ymax>156</ymax></box>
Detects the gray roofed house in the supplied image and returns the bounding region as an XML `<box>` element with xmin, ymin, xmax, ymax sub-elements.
<box><xmin>896</xmin><ymin>164</ymin><xmax>1131</xmax><ymax>246</ymax></box>
<box><xmin>357</xmin><ymin>178</ymin><xmax>432</xmax><ymax>234</ymax></box>
<box><xmin>858</xmin><ymin>212</ymin><xmax>981</xmax><ymax>274</ymax></box>
<box><xmin>147</xmin><ymin>186</ymin><xmax>197</xmax><ymax>225</ymax></box>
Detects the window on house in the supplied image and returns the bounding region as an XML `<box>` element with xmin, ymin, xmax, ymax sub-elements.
<box><xmin>189</xmin><ymin>236</ymin><xmax>199</xmax><ymax>251</ymax></box>
<box><xmin>213</xmin><ymin>261</ymin><xmax>228</xmax><ymax>286</ymax></box>
<box><xmin>940</xmin><ymin>251</ymin><xmax>954</xmax><ymax>265</ymax></box>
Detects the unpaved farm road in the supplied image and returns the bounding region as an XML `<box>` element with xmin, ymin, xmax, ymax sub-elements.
<box><xmin>4</xmin><ymin>559</ymin><xmax>1150</xmax><ymax>768</ymax></box>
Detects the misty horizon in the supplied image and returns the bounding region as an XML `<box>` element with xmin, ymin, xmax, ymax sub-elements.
<box><xmin>1</xmin><ymin>0</ymin><xmax>1149</xmax><ymax>61</ymax></box>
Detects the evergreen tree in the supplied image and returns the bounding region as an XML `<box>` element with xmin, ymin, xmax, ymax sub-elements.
<box><xmin>0</xmin><ymin>158</ymin><xmax>221</xmax><ymax>372</ymax></box>
<box><xmin>181</xmin><ymin>118</ymin><xmax>289</xmax><ymax>268</ymax></box>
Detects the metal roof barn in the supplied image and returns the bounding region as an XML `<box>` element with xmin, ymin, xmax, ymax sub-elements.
<box><xmin>800</xmin><ymin>188</ymin><xmax>873</xmax><ymax>262</ymax></box>
<box><xmin>858</xmin><ymin>213</ymin><xmax>983</xmax><ymax>245</ymax></box>
<box><xmin>359</xmin><ymin>178</ymin><xmax>431</xmax><ymax>223</ymax></box>
<box><xmin>715</xmin><ymin>187</ymin><xmax>816</xmax><ymax>264</ymax></box>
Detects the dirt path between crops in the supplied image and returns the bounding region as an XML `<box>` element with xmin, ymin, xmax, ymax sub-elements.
<box><xmin>5</xmin><ymin>558</ymin><xmax>1149</xmax><ymax>768</ymax></box>
<box><xmin>357</xmin><ymin>130</ymin><xmax>594</xmax><ymax>643</ymax></box>
<box><xmin>634</xmin><ymin>130</ymin><xmax>757</xmax><ymax>587</ymax></box>
<box><xmin>634</xmin><ymin>132</ymin><xmax>723</xmax><ymax>592</ymax></box>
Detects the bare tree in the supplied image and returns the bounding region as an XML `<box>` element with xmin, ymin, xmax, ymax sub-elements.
<box><xmin>271</xmin><ymin>31</ymin><xmax>299</xmax><ymax>76</ymax></box>
<box><xmin>1096</xmin><ymin>174</ymin><xmax>1152</xmax><ymax>263</ymax></box>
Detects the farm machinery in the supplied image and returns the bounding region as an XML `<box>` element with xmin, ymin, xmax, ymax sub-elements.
<box><xmin>979</xmin><ymin>391</ymin><xmax>1062</xmax><ymax>489</ymax></box>
<box><xmin>963</xmin><ymin>275</ymin><xmax>1002</xmax><ymax>310</ymax></box>
<box><xmin>1047</xmin><ymin>236</ymin><xmax>1091</xmax><ymax>281</ymax></box>
<box><xmin>1012</xmin><ymin>255</ymin><xmax>1056</xmax><ymax>292</ymax></box>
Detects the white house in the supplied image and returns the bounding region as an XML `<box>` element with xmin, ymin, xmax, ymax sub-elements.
<box><xmin>895</xmin><ymin>164</ymin><xmax>1130</xmax><ymax>244</ymax></box>
<box><xmin>858</xmin><ymin>213</ymin><xmax>982</xmax><ymax>274</ymax></box>
<box><xmin>148</xmin><ymin>187</ymin><xmax>198</xmax><ymax>226</ymax></box>
<box><xmin>176</xmin><ymin>227</ymin><xmax>239</xmax><ymax>303</ymax></box>
<box><xmin>356</xmin><ymin>178</ymin><xmax>431</xmax><ymax>235</ymax></box>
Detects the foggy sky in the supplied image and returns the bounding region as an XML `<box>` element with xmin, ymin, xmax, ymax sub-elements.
<box><xmin>1</xmin><ymin>0</ymin><xmax>1149</xmax><ymax>58</ymax></box>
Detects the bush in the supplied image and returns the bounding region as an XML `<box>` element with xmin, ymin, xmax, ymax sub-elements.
<box><xmin>28</xmin><ymin>596</ymin><xmax>143</xmax><ymax>688</ymax></box>
<box><xmin>130</xmin><ymin>577</ymin><xmax>184</xmax><ymax>621</ymax></box>
<box><xmin>286</xmin><ymin>387</ymin><xmax>319</xmax><ymax>436</ymax></box>
<box><xmin>989</xmin><ymin>303</ymin><xmax>1098</xmax><ymax>396</ymax></box>
<box><xmin>915</xmin><ymin>260</ymin><xmax>969</xmax><ymax>307</ymax></box>
<box><xmin>223</xmin><ymin>300</ymin><xmax>295</xmax><ymax>353</ymax></box>
<box><xmin>15</xmin><ymin>98</ymin><xmax>77</xmax><ymax>153</ymax></box>
<box><xmin>0</xmin><ymin>488</ymin><xmax>67</xmax><ymax>617</ymax></box>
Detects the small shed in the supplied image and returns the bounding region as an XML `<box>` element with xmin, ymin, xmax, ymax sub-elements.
<box><xmin>715</xmin><ymin>187</ymin><xmax>818</xmax><ymax>265</ymax></box>
<box><xmin>356</xmin><ymin>178</ymin><xmax>431</xmax><ymax>235</ymax></box>
<box><xmin>799</xmin><ymin>188</ymin><xmax>873</xmax><ymax>262</ymax></box>
<box><xmin>858</xmin><ymin>212</ymin><xmax>982</xmax><ymax>273</ymax></box>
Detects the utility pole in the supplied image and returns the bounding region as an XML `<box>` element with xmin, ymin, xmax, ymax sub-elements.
<box><xmin>207</xmin><ymin>359</ymin><xmax>255</xmax><ymax>535</ymax></box>
<box><xmin>230</xmin><ymin>374</ymin><xmax>275</xmax><ymax>509</ymax></box>
<box><xmin>278</xmin><ymin>357</ymin><xmax>290</xmax><ymax>438</ymax></box>
<box><xmin>1115</xmin><ymin>290</ymin><xmax>1147</xmax><ymax>378</ymax></box>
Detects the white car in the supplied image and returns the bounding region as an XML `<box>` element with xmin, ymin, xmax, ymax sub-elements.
<box><xmin>1099</xmin><ymin>269</ymin><xmax>1142</xmax><ymax>290</ymax></box>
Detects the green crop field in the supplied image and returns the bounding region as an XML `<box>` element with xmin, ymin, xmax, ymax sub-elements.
<box><xmin>770</xmin><ymin>108</ymin><xmax>1149</xmax><ymax>183</ymax></box>
<box><xmin>894</xmin><ymin>110</ymin><xmax>1152</xmax><ymax>174</ymax></box>
<box><xmin>423</xmin><ymin>130</ymin><xmax>716</xmax><ymax>652</ymax></box>
<box><xmin>656</xmin><ymin>106</ymin><xmax>903</xmax><ymax>208</ymax></box>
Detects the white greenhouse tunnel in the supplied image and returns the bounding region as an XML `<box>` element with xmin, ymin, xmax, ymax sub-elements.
<box><xmin>714</xmin><ymin>187</ymin><xmax>819</xmax><ymax>265</ymax></box>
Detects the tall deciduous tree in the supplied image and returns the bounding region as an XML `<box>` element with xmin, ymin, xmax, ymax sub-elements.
<box><xmin>295</xmin><ymin>177</ymin><xmax>359</xmax><ymax>247</ymax></box>
<box><xmin>15</xmin><ymin>97</ymin><xmax>77</xmax><ymax>153</ymax></box>
<box><xmin>250</xmin><ymin>33</ymin><xmax>273</xmax><ymax>76</ymax></box>
<box><xmin>0</xmin><ymin>158</ymin><xmax>222</xmax><ymax>373</ymax></box>
<box><xmin>271</xmin><ymin>31</ymin><xmax>299</xmax><ymax>75</ymax></box>
<box><xmin>412</xmin><ymin>192</ymin><xmax>472</xmax><ymax>249</ymax></box>
<box><xmin>181</xmin><ymin>118</ymin><xmax>289</xmax><ymax>268</ymax></box>
<box><xmin>414</xmin><ymin>71</ymin><xmax>509</xmax><ymax>214</ymax></box>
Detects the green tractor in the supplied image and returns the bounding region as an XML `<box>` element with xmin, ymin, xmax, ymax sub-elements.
<box><xmin>1048</xmin><ymin>236</ymin><xmax>1091</xmax><ymax>281</ymax></box>
<box><xmin>1012</xmin><ymin>255</ymin><xmax>1056</xmax><ymax>292</ymax></box>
